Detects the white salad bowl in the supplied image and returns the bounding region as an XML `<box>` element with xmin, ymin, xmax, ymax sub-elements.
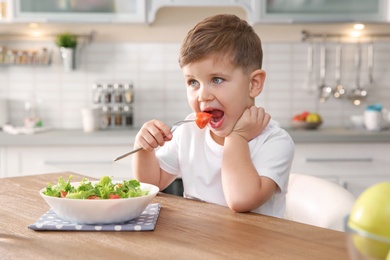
<box><xmin>39</xmin><ymin>181</ymin><xmax>159</xmax><ymax>224</ymax></box>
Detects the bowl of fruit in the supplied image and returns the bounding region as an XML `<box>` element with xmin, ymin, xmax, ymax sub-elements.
<box><xmin>345</xmin><ymin>182</ymin><xmax>390</xmax><ymax>260</ymax></box>
<box><xmin>291</xmin><ymin>111</ymin><xmax>322</xmax><ymax>130</ymax></box>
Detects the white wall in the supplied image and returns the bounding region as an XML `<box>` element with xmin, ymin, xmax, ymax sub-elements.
<box><xmin>1</xmin><ymin>40</ymin><xmax>389</xmax><ymax>129</ymax></box>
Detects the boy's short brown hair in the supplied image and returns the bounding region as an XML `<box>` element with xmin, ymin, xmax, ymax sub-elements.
<box><xmin>179</xmin><ymin>14</ymin><xmax>263</xmax><ymax>73</ymax></box>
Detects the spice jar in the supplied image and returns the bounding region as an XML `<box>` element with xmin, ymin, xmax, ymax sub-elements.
<box><xmin>40</xmin><ymin>48</ymin><xmax>50</xmax><ymax>64</ymax></box>
<box><xmin>113</xmin><ymin>106</ymin><xmax>122</xmax><ymax>126</ymax></box>
<box><xmin>102</xmin><ymin>84</ymin><xmax>112</xmax><ymax>104</ymax></box>
<box><xmin>92</xmin><ymin>83</ymin><xmax>102</xmax><ymax>104</ymax></box>
<box><xmin>123</xmin><ymin>105</ymin><xmax>133</xmax><ymax>126</ymax></box>
<box><xmin>27</xmin><ymin>50</ymin><xmax>36</xmax><ymax>64</ymax></box>
<box><xmin>113</xmin><ymin>83</ymin><xmax>123</xmax><ymax>103</ymax></box>
<box><xmin>123</xmin><ymin>83</ymin><xmax>134</xmax><ymax>104</ymax></box>
<box><xmin>101</xmin><ymin>106</ymin><xmax>111</xmax><ymax>128</ymax></box>
<box><xmin>5</xmin><ymin>50</ymin><xmax>15</xmax><ymax>64</ymax></box>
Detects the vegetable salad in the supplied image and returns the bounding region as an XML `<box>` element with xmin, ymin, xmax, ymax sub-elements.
<box><xmin>43</xmin><ymin>175</ymin><xmax>149</xmax><ymax>199</ymax></box>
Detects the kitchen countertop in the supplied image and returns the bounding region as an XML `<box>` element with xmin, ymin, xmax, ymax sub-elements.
<box><xmin>0</xmin><ymin>127</ymin><xmax>389</xmax><ymax>146</ymax></box>
<box><xmin>286</xmin><ymin>127</ymin><xmax>390</xmax><ymax>143</ymax></box>
<box><xmin>0</xmin><ymin>128</ymin><xmax>139</xmax><ymax>146</ymax></box>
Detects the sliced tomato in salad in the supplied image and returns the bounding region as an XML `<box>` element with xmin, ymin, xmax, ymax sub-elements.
<box><xmin>196</xmin><ymin>112</ymin><xmax>212</xmax><ymax>129</ymax></box>
<box><xmin>108</xmin><ymin>194</ymin><xmax>121</xmax><ymax>199</ymax></box>
<box><xmin>87</xmin><ymin>195</ymin><xmax>101</xmax><ymax>200</ymax></box>
<box><xmin>60</xmin><ymin>191</ymin><xmax>68</xmax><ymax>198</ymax></box>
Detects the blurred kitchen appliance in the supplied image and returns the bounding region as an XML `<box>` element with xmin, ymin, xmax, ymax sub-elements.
<box><xmin>92</xmin><ymin>82</ymin><xmax>134</xmax><ymax>129</ymax></box>
<box><xmin>81</xmin><ymin>107</ymin><xmax>100</xmax><ymax>133</ymax></box>
<box><xmin>0</xmin><ymin>98</ymin><xmax>8</xmax><ymax>127</ymax></box>
<box><xmin>364</xmin><ymin>104</ymin><xmax>390</xmax><ymax>131</ymax></box>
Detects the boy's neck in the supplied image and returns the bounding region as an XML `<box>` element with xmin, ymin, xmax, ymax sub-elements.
<box><xmin>210</xmin><ymin>130</ymin><xmax>225</xmax><ymax>145</ymax></box>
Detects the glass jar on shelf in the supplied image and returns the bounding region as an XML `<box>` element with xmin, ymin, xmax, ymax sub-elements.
<box><xmin>123</xmin><ymin>83</ymin><xmax>134</xmax><ymax>104</ymax></box>
<box><xmin>102</xmin><ymin>83</ymin><xmax>112</xmax><ymax>104</ymax></box>
<box><xmin>123</xmin><ymin>105</ymin><xmax>133</xmax><ymax>126</ymax></box>
<box><xmin>39</xmin><ymin>48</ymin><xmax>50</xmax><ymax>65</ymax></box>
<box><xmin>101</xmin><ymin>106</ymin><xmax>111</xmax><ymax>128</ymax></box>
<box><xmin>112</xmin><ymin>105</ymin><xmax>122</xmax><ymax>126</ymax></box>
<box><xmin>16</xmin><ymin>50</ymin><xmax>24</xmax><ymax>64</ymax></box>
<box><xmin>92</xmin><ymin>83</ymin><xmax>102</xmax><ymax>104</ymax></box>
<box><xmin>113</xmin><ymin>83</ymin><xmax>123</xmax><ymax>103</ymax></box>
<box><xmin>5</xmin><ymin>50</ymin><xmax>15</xmax><ymax>64</ymax></box>
<box><xmin>24</xmin><ymin>94</ymin><xmax>42</xmax><ymax>128</ymax></box>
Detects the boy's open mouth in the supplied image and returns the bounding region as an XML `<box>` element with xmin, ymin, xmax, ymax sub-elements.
<box><xmin>204</xmin><ymin>109</ymin><xmax>224</xmax><ymax>124</ymax></box>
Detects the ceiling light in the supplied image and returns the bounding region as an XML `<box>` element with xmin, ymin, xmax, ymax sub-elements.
<box><xmin>353</xmin><ymin>23</ymin><xmax>365</xmax><ymax>30</ymax></box>
<box><xmin>28</xmin><ymin>23</ymin><xmax>40</xmax><ymax>29</ymax></box>
<box><xmin>350</xmin><ymin>31</ymin><xmax>361</xmax><ymax>37</ymax></box>
<box><xmin>31</xmin><ymin>31</ymin><xmax>43</xmax><ymax>37</ymax></box>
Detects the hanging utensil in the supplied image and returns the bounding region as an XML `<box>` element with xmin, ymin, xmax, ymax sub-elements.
<box><xmin>333</xmin><ymin>44</ymin><xmax>346</xmax><ymax>99</ymax></box>
<box><xmin>318</xmin><ymin>44</ymin><xmax>332</xmax><ymax>103</ymax></box>
<box><xmin>303</xmin><ymin>43</ymin><xmax>316</xmax><ymax>93</ymax></box>
<box><xmin>366</xmin><ymin>42</ymin><xmax>374</xmax><ymax>89</ymax></box>
<box><xmin>349</xmin><ymin>43</ymin><xmax>367</xmax><ymax>106</ymax></box>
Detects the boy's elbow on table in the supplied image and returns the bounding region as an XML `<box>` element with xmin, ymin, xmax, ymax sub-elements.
<box><xmin>226</xmin><ymin>198</ymin><xmax>258</xmax><ymax>213</ymax></box>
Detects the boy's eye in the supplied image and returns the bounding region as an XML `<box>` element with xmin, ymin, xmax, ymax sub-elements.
<box><xmin>188</xmin><ymin>80</ymin><xmax>199</xmax><ymax>88</ymax></box>
<box><xmin>212</xmin><ymin>77</ymin><xmax>224</xmax><ymax>84</ymax></box>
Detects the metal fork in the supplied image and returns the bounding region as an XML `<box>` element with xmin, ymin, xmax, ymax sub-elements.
<box><xmin>113</xmin><ymin>120</ymin><xmax>195</xmax><ymax>162</ymax></box>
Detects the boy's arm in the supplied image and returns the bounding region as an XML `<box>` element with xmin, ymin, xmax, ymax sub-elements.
<box><xmin>132</xmin><ymin>119</ymin><xmax>177</xmax><ymax>190</ymax></box>
<box><xmin>132</xmin><ymin>149</ymin><xmax>176</xmax><ymax>191</ymax></box>
<box><xmin>221</xmin><ymin>106</ymin><xmax>276</xmax><ymax>212</ymax></box>
<box><xmin>221</xmin><ymin>134</ymin><xmax>277</xmax><ymax>212</ymax></box>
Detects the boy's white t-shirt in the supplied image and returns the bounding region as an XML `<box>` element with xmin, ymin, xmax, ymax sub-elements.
<box><xmin>156</xmin><ymin>114</ymin><xmax>295</xmax><ymax>218</ymax></box>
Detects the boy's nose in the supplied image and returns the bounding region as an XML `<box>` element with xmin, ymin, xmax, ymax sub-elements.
<box><xmin>197</xmin><ymin>85</ymin><xmax>213</xmax><ymax>102</ymax></box>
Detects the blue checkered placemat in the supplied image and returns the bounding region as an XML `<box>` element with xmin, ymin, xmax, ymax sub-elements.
<box><xmin>28</xmin><ymin>203</ymin><xmax>161</xmax><ymax>231</ymax></box>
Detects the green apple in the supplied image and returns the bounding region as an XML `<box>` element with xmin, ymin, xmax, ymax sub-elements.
<box><xmin>348</xmin><ymin>182</ymin><xmax>390</xmax><ymax>259</ymax></box>
<box><xmin>306</xmin><ymin>113</ymin><xmax>322</xmax><ymax>123</ymax></box>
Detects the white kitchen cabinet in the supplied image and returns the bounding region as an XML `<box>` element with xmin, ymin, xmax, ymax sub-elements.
<box><xmin>147</xmin><ymin>0</ymin><xmax>389</xmax><ymax>24</ymax></box>
<box><xmin>146</xmin><ymin>0</ymin><xmax>253</xmax><ymax>24</ymax></box>
<box><xmin>3</xmin><ymin>0</ymin><xmax>146</xmax><ymax>23</ymax></box>
<box><xmin>252</xmin><ymin>0</ymin><xmax>389</xmax><ymax>23</ymax></box>
<box><xmin>3</xmin><ymin>0</ymin><xmax>389</xmax><ymax>24</ymax></box>
<box><xmin>339</xmin><ymin>176</ymin><xmax>390</xmax><ymax>198</ymax></box>
<box><xmin>1</xmin><ymin>145</ymin><xmax>134</xmax><ymax>180</ymax></box>
<box><xmin>291</xmin><ymin>143</ymin><xmax>390</xmax><ymax>197</ymax></box>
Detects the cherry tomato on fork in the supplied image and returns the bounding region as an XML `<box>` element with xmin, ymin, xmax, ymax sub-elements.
<box><xmin>196</xmin><ymin>112</ymin><xmax>212</xmax><ymax>129</ymax></box>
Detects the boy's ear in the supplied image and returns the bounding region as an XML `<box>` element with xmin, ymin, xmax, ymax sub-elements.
<box><xmin>249</xmin><ymin>69</ymin><xmax>266</xmax><ymax>98</ymax></box>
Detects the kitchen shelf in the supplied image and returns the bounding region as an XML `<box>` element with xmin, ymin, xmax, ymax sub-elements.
<box><xmin>0</xmin><ymin>31</ymin><xmax>95</xmax><ymax>68</ymax></box>
<box><xmin>0</xmin><ymin>31</ymin><xmax>95</xmax><ymax>43</ymax></box>
<box><xmin>0</xmin><ymin>62</ymin><xmax>51</xmax><ymax>67</ymax></box>
<box><xmin>0</xmin><ymin>46</ymin><xmax>52</xmax><ymax>66</ymax></box>
<box><xmin>302</xmin><ymin>30</ymin><xmax>390</xmax><ymax>42</ymax></box>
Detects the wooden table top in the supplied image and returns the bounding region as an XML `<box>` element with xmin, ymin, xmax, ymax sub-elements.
<box><xmin>0</xmin><ymin>173</ymin><xmax>349</xmax><ymax>259</ymax></box>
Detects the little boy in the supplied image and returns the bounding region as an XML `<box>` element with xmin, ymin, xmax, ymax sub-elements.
<box><xmin>132</xmin><ymin>14</ymin><xmax>294</xmax><ymax>218</ymax></box>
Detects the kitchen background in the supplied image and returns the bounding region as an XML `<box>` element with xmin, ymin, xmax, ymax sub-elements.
<box><xmin>1</xmin><ymin>2</ymin><xmax>390</xmax><ymax>196</ymax></box>
<box><xmin>1</xmin><ymin>6</ymin><xmax>390</xmax><ymax>130</ymax></box>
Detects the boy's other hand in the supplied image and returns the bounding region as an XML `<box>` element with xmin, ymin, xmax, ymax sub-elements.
<box><xmin>231</xmin><ymin>106</ymin><xmax>270</xmax><ymax>141</ymax></box>
<box><xmin>134</xmin><ymin>120</ymin><xmax>173</xmax><ymax>152</ymax></box>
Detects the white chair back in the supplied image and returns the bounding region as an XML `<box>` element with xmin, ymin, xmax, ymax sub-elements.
<box><xmin>285</xmin><ymin>173</ymin><xmax>356</xmax><ymax>231</ymax></box>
